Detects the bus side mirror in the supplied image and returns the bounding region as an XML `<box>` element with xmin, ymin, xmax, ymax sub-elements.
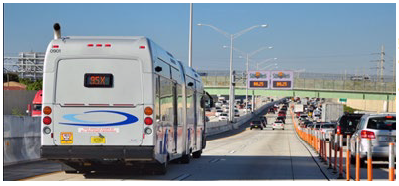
<box><xmin>155</xmin><ymin>66</ymin><xmax>162</xmax><ymax>72</ymax></box>
<box><xmin>188</xmin><ymin>82</ymin><xmax>194</xmax><ymax>87</ymax></box>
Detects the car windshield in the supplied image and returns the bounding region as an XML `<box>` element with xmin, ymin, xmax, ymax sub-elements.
<box><xmin>217</xmin><ymin>110</ymin><xmax>223</xmax><ymax>112</ymax></box>
<box><xmin>220</xmin><ymin>114</ymin><xmax>228</xmax><ymax>116</ymax></box>
<box><xmin>321</xmin><ymin>124</ymin><xmax>335</xmax><ymax>129</ymax></box>
<box><xmin>252</xmin><ymin>120</ymin><xmax>261</xmax><ymax>124</ymax></box>
<box><xmin>275</xmin><ymin>121</ymin><xmax>282</xmax><ymax>123</ymax></box>
<box><xmin>314</xmin><ymin>124</ymin><xmax>321</xmax><ymax>128</ymax></box>
<box><xmin>367</xmin><ymin>117</ymin><xmax>396</xmax><ymax>130</ymax></box>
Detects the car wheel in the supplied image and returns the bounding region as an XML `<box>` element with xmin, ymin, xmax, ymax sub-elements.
<box><xmin>272</xmin><ymin>128</ymin><xmax>275</xmax><ymax>130</ymax></box>
<box><xmin>350</xmin><ymin>154</ymin><xmax>356</xmax><ymax>165</ymax></box>
<box><xmin>250</xmin><ymin>128</ymin><xmax>252</xmax><ymax>130</ymax></box>
<box><xmin>261</xmin><ymin>128</ymin><xmax>263</xmax><ymax>130</ymax></box>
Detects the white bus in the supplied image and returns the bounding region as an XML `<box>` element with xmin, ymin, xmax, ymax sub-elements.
<box><xmin>40</xmin><ymin>23</ymin><xmax>212</xmax><ymax>174</ymax></box>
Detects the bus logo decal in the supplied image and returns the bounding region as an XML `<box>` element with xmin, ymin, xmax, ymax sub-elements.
<box><xmin>59</xmin><ymin>110</ymin><xmax>138</xmax><ymax>127</ymax></box>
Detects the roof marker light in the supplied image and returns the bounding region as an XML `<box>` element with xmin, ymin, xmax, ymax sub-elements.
<box><xmin>96</xmin><ymin>44</ymin><xmax>102</xmax><ymax>47</ymax></box>
<box><xmin>105</xmin><ymin>44</ymin><xmax>111</xmax><ymax>47</ymax></box>
<box><xmin>52</xmin><ymin>45</ymin><xmax>59</xmax><ymax>48</ymax></box>
<box><xmin>87</xmin><ymin>44</ymin><xmax>94</xmax><ymax>47</ymax></box>
<box><xmin>140</xmin><ymin>46</ymin><xmax>145</xmax><ymax>49</ymax></box>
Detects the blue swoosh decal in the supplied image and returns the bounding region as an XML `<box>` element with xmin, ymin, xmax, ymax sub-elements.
<box><xmin>62</xmin><ymin>114</ymin><xmax>105</xmax><ymax>124</ymax></box>
<box><xmin>59</xmin><ymin>110</ymin><xmax>138</xmax><ymax>127</ymax></box>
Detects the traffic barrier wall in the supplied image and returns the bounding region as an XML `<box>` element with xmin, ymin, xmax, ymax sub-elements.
<box><xmin>3</xmin><ymin>116</ymin><xmax>41</xmax><ymax>165</ymax></box>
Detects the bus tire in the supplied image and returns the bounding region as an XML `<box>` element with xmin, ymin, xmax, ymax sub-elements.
<box><xmin>192</xmin><ymin>150</ymin><xmax>202</xmax><ymax>158</ymax></box>
<box><xmin>155</xmin><ymin>162</ymin><xmax>167</xmax><ymax>175</ymax></box>
<box><xmin>180</xmin><ymin>153</ymin><xmax>190</xmax><ymax>164</ymax></box>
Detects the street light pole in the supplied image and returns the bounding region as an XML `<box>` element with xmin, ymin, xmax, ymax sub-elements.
<box><xmin>188</xmin><ymin>3</ymin><xmax>193</xmax><ymax>67</ymax></box>
<box><xmin>197</xmin><ymin>23</ymin><xmax>268</xmax><ymax>122</ymax></box>
<box><xmin>229</xmin><ymin>34</ymin><xmax>234</xmax><ymax>122</ymax></box>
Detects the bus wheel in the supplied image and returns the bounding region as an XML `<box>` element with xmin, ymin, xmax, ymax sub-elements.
<box><xmin>192</xmin><ymin>150</ymin><xmax>202</xmax><ymax>158</ymax></box>
<box><xmin>155</xmin><ymin>162</ymin><xmax>167</xmax><ymax>175</ymax></box>
<box><xmin>180</xmin><ymin>153</ymin><xmax>190</xmax><ymax>164</ymax></box>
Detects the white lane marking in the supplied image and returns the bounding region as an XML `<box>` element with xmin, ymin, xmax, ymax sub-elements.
<box><xmin>172</xmin><ymin>173</ymin><xmax>191</xmax><ymax>180</ymax></box>
<box><xmin>229</xmin><ymin>150</ymin><xmax>236</xmax><ymax>154</ymax></box>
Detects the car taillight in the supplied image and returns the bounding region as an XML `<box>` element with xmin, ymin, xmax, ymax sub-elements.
<box><xmin>144</xmin><ymin>117</ymin><xmax>153</xmax><ymax>125</ymax></box>
<box><xmin>43</xmin><ymin>116</ymin><xmax>52</xmax><ymax>125</ymax></box>
<box><xmin>361</xmin><ymin>130</ymin><xmax>375</xmax><ymax>139</ymax></box>
<box><xmin>337</xmin><ymin>126</ymin><xmax>341</xmax><ymax>134</ymax></box>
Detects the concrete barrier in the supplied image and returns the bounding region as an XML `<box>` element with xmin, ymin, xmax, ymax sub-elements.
<box><xmin>3</xmin><ymin>116</ymin><xmax>41</xmax><ymax>166</ymax></box>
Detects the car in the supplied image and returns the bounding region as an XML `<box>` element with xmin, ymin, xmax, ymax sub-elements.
<box><xmin>268</xmin><ymin>108</ymin><xmax>275</xmax><ymax>114</ymax></box>
<box><xmin>302</xmin><ymin>120</ymin><xmax>313</xmax><ymax>128</ymax></box>
<box><xmin>259</xmin><ymin>116</ymin><xmax>268</xmax><ymax>127</ymax></box>
<box><xmin>234</xmin><ymin>109</ymin><xmax>240</xmax><ymax>117</ymax></box>
<box><xmin>276</xmin><ymin>116</ymin><xmax>285</xmax><ymax>124</ymax></box>
<box><xmin>319</xmin><ymin>122</ymin><xmax>337</xmax><ymax>141</ymax></box>
<box><xmin>333</xmin><ymin>113</ymin><xmax>364</xmax><ymax>144</ymax></box>
<box><xmin>273</xmin><ymin>120</ymin><xmax>284</xmax><ymax>130</ymax></box>
<box><xmin>218</xmin><ymin>113</ymin><xmax>228</xmax><ymax>121</ymax></box>
<box><xmin>250</xmin><ymin>119</ymin><xmax>264</xmax><ymax>130</ymax></box>
<box><xmin>350</xmin><ymin>114</ymin><xmax>396</xmax><ymax>166</ymax></box>
<box><xmin>215</xmin><ymin>109</ymin><xmax>224</xmax><ymax>117</ymax></box>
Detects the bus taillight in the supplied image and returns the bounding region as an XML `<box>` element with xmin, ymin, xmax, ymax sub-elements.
<box><xmin>144</xmin><ymin>117</ymin><xmax>153</xmax><ymax>125</ymax></box>
<box><xmin>43</xmin><ymin>116</ymin><xmax>52</xmax><ymax>125</ymax></box>
<box><xmin>144</xmin><ymin>107</ymin><xmax>153</xmax><ymax>115</ymax></box>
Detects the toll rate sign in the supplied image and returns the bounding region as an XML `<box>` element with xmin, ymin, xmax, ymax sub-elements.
<box><xmin>247</xmin><ymin>71</ymin><xmax>270</xmax><ymax>89</ymax></box>
<box><xmin>270</xmin><ymin>71</ymin><xmax>294</xmax><ymax>90</ymax></box>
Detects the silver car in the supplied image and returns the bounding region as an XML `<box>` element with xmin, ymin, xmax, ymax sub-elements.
<box><xmin>350</xmin><ymin>113</ymin><xmax>396</xmax><ymax>164</ymax></box>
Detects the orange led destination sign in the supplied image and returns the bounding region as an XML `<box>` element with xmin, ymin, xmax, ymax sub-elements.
<box><xmin>84</xmin><ymin>73</ymin><xmax>113</xmax><ymax>88</ymax></box>
<box><xmin>272</xmin><ymin>81</ymin><xmax>291</xmax><ymax>88</ymax></box>
<box><xmin>249</xmin><ymin>81</ymin><xmax>268</xmax><ymax>88</ymax></box>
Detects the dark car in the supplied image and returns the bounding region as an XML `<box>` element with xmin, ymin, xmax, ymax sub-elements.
<box><xmin>276</xmin><ymin>116</ymin><xmax>285</xmax><ymax>124</ymax></box>
<box><xmin>278</xmin><ymin>111</ymin><xmax>286</xmax><ymax>119</ymax></box>
<box><xmin>333</xmin><ymin>113</ymin><xmax>364</xmax><ymax>145</ymax></box>
<box><xmin>268</xmin><ymin>108</ymin><xmax>275</xmax><ymax>114</ymax></box>
<box><xmin>259</xmin><ymin>116</ymin><xmax>268</xmax><ymax>127</ymax></box>
<box><xmin>250</xmin><ymin>119</ymin><xmax>264</xmax><ymax>130</ymax></box>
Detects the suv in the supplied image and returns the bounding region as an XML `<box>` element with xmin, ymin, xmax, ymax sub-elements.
<box><xmin>250</xmin><ymin>119</ymin><xmax>264</xmax><ymax>130</ymax></box>
<box><xmin>349</xmin><ymin>114</ymin><xmax>396</xmax><ymax>165</ymax></box>
<box><xmin>333</xmin><ymin>113</ymin><xmax>364</xmax><ymax>144</ymax></box>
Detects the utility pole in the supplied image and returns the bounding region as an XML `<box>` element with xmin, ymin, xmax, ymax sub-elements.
<box><xmin>380</xmin><ymin>45</ymin><xmax>385</xmax><ymax>82</ymax></box>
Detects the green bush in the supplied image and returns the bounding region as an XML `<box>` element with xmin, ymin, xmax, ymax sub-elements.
<box><xmin>343</xmin><ymin>105</ymin><xmax>358</xmax><ymax>113</ymax></box>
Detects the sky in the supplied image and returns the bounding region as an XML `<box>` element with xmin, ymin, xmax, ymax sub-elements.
<box><xmin>3</xmin><ymin>3</ymin><xmax>397</xmax><ymax>75</ymax></box>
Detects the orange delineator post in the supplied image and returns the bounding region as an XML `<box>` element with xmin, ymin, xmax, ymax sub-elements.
<box><xmin>333</xmin><ymin>133</ymin><xmax>338</xmax><ymax>173</ymax></box>
<box><xmin>346</xmin><ymin>135</ymin><xmax>351</xmax><ymax>181</ymax></box>
<box><xmin>389</xmin><ymin>142</ymin><xmax>395</xmax><ymax>181</ymax></box>
<box><xmin>355</xmin><ymin>137</ymin><xmax>360</xmax><ymax>181</ymax></box>
<box><xmin>338</xmin><ymin>134</ymin><xmax>344</xmax><ymax>179</ymax></box>
<box><xmin>324</xmin><ymin>133</ymin><xmax>328</xmax><ymax>163</ymax></box>
<box><xmin>367</xmin><ymin>138</ymin><xmax>373</xmax><ymax>181</ymax></box>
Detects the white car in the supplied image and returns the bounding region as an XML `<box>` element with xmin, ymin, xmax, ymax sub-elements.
<box><xmin>215</xmin><ymin>109</ymin><xmax>223</xmax><ymax>117</ymax></box>
<box><xmin>272</xmin><ymin>121</ymin><xmax>285</xmax><ymax>130</ymax></box>
<box><xmin>218</xmin><ymin>113</ymin><xmax>228</xmax><ymax>121</ymax></box>
<box><xmin>234</xmin><ymin>109</ymin><xmax>240</xmax><ymax>117</ymax></box>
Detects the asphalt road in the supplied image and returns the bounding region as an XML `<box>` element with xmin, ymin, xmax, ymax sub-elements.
<box><xmin>22</xmin><ymin>110</ymin><xmax>331</xmax><ymax>181</ymax></box>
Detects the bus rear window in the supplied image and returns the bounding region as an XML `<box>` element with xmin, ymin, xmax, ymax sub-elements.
<box><xmin>367</xmin><ymin>117</ymin><xmax>396</xmax><ymax>130</ymax></box>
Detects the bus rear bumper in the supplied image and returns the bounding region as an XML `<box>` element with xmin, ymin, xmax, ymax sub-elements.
<box><xmin>41</xmin><ymin>145</ymin><xmax>155</xmax><ymax>160</ymax></box>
